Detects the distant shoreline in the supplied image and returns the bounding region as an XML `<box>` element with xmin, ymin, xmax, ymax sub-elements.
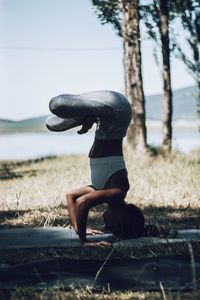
<box><xmin>146</xmin><ymin>119</ymin><xmax>200</xmax><ymax>128</ymax></box>
<box><xmin>0</xmin><ymin>119</ymin><xmax>199</xmax><ymax>134</ymax></box>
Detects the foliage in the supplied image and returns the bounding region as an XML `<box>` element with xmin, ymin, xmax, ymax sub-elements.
<box><xmin>140</xmin><ymin>0</ymin><xmax>177</xmax><ymax>65</ymax></box>
<box><xmin>140</xmin><ymin>1</ymin><xmax>160</xmax><ymax>42</ymax></box>
<box><xmin>171</xmin><ymin>0</ymin><xmax>200</xmax><ymax>88</ymax></box>
<box><xmin>91</xmin><ymin>0</ymin><xmax>122</xmax><ymax>36</ymax></box>
<box><xmin>91</xmin><ymin>0</ymin><xmax>199</xmax><ymax>83</ymax></box>
<box><xmin>141</xmin><ymin>1</ymin><xmax>200</xmax><ymax>96</ymax></box>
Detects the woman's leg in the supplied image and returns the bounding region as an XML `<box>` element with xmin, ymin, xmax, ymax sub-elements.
<box><xmin>49</xmin><ymin>92</ymin><xmax>114</xmax><ymax>119</ymax></box>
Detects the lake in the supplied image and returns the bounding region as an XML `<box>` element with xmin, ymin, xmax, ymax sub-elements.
<box><xmin>0</xmin><ymin>124</ymin><xmax>200</xmax><ymax>160</ymax></box>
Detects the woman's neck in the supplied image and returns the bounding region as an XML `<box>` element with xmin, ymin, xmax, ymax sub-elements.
<box><xmin>89</xmin><ymin>139</ymin><xmax>123</xmax><ymax>158</ymax></box>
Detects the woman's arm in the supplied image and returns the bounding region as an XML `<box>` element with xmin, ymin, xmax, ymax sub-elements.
<box><xmin>75</xmin><ymin>188</ymin><xmax>125</xmax><ymax>244</ymax></box>
<box><xmin>66</xmin><ymin>186</ymin><xmax>95</xmax><ymax>233</ymax></box>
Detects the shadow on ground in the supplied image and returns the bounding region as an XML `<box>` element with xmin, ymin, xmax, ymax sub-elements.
<box><xmin>0</xmin><ymin>156</ymin><xmax>56</xmax><ymax>180</ymax></box>
<box><xmin>0</xmin><ymin>205</ymin><xmax>199</xmax><ymax>231</ymax></box>
<box><xmin>0</xmin><ymin>256</ymin><xmax>200</xmax><ymax>292</ymax></box>
<box><xmin>143</xmin><ymin>206</ymin><xmax>200</xmax><ymax>230</ymax></box>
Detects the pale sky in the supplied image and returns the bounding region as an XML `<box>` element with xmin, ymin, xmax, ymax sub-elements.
<box><xmin>0</xmin><ymin>0</ymin><xmax>195</xmax><ymax>120</ymax></box>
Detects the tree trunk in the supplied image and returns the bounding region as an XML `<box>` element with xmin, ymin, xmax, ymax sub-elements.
<box><xmin>159</xmin><ymin>0</ymin><xmax>173</xmax><ymax>151</ymax></box>
<box><xmin>120</xmin><ymin>0</ymin><xmax>147</xmax><ymax>154</ymax></box>
<box><xmin>197</xmin><ymin>81</ymin><xmax>200</xmax><ymax>118</ymax></box>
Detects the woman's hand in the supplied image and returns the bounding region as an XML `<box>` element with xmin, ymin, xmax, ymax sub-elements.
<box><xmin>86</xmin><ymin>228</ymin><xmax>104</xmax><ymax>235</ymax></box>
<box><xmin>82</xmin><ymin>241</ymin><xmax>112</xmax><ymax>247</ymax></box>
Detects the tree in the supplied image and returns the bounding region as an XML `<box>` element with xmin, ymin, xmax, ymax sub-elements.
<box><xmin>159</xmin><ymin>0</ymin><xmax>173</xmax><ymax>151</ymax></box>
<box><xmin>172</xmin><ymin>0</ymin><xmax>200</xmax><ymax>116</ymax></box>
<box><xmin>121</xmin><ymin>0</ymin><xmax>147</xmax><ymax>152</ymax></box>
<box><xmin>141</xmin><ymin>0</ymin><xmax>173</xmax><ymax>151</ymax></box>
<box><xmin>92</xmin><ymin>0</ymin><xmax>147</xmax><ymax>154</ymax></box>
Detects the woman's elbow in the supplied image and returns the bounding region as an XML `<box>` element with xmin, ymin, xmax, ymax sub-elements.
<box><xmin>76</xmin><ymin>197</ymin><xmax>89</xmax><ymax>212</ymax></box>
<box><xmin>66</xmin><ymin>193</ymin><xmax>74</xmax><ymax>204</ymax></box>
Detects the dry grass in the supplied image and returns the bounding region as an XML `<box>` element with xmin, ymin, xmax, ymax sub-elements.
<box><xmin>0</xmin><ymin>155</ymin><xmax>90</xmax><ymax>210</ymax></box>
<box><xmin>0</xmin><ymin>148</ymin><xmax>200</xmax><ymax>230</ymax></box>
<box><xmin>124</xmin><ymin>146</ymin><xmax>200</xmax><ymax>209</ymax></box>
<box><xmin>1</xmin><ymin>148</ymin><xmax>200</xmax><ymax>210</ymax></box>
<box><xmin>1</xmin><ymin>288</ymin><xmax>200</xmax><ymax>300</ymax></box>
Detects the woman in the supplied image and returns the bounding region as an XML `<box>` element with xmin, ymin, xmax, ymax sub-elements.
<box><xmin>47</xmin><ymin>91</ymin><xmax>145</xmax><ymax>247</ymax></box>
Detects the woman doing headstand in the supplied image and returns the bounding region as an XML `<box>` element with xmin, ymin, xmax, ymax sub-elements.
<box><xmin>47</xmin><ymin>91</ymin><xmax>145</xmax><ymax>247</ymax></box>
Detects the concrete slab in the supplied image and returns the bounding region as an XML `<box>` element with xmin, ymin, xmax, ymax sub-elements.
<box><xmin>1</xmin><ymin>228</ymin><xmax>200</xmax><ymax>250</ymax></box>
<box><xmin>113</xmin><ymin>229</ymin><xmax>200</xmax><ymax>247</ymax></box>
<box><xmin>0</xmin><ymin>228</ymin><xmax>200</xmax><ymax>263</ymax></box>
<box><xmin>0</xmin><ymin>227</ymin><xmax>115</xmax><ymax>249</ymax></box>
<box><xmin>178</xmin><ymin>229</ymin><xmax>200</xmax><ymax>241</ymax></box>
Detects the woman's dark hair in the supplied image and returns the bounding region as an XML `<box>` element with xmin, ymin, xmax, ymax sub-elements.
<box><xmin>103</xmin><ymin>203</ymin><xmax>145</xmax><ymax>239</ymax></box>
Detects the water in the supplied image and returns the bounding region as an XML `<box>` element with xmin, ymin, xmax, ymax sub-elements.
<box><xmin>0</xmin><ymin>132</ymin><xmax>94</xmax><ymax>160</ymax></box>
<box><xmin>147</xmin><ymin>125</ymin><xmax>200</xmax><ymax>152</ymax></box>
<box><xmin>0</xmin><ymin>126</ymin><xmax>199</xmax><ymax>160</ymax></box>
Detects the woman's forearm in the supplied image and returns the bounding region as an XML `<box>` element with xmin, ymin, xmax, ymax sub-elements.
<box><xmin>76</xmin><ymin>203</ymin><xmax>89</xmax><ymax>243</ymax></box>
<box><xmin>66</xmin><ymin>195</ymin><xmax>78</xmax><ymax>232</ymax></box>
<box><xmin>76</xmin><ymin>188</ymin><xmax>124</xmax><ymax>244</ymax></box>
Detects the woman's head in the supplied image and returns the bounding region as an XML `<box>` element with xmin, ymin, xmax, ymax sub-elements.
<box><xmin>103</xmin><ymin>203</ymin><xmax>145</xmax><ymax>239</ymax></box>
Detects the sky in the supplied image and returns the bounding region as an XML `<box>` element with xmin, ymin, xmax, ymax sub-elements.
<box><xmin>0</xmin><ymin>0</ymin><xmax>196</xmax><ymax>120</ymax></box>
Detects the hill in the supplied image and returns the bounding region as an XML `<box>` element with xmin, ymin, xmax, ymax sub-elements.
<box><xmin>0</xmin><ymin>86</ymin><xmax>199</xmax><ymax>133</ymax></box>
<box><xmin>146</xmin><ymin>85</ymin><xmax>198</xmax><ymax>120</ymax></box>
<box><xmin>0</xmin><ymin>116</ymin><xmax>47</xmax><ymax>133</ymax></box>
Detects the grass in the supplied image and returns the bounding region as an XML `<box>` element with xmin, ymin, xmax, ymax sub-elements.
<box><xmin>1</xmin><ymin>288</ymin><xmax>200</xmax><ymax>300</ymax></box>
<box><xmin>0</xmin><ymin>148</ymin><xmax>200</xmax><ymax>299</ymax></box>
<box><xmin>0</xmin><ymin>148</ymin><xmax>200</xmax><ymax>229</ymax></box>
